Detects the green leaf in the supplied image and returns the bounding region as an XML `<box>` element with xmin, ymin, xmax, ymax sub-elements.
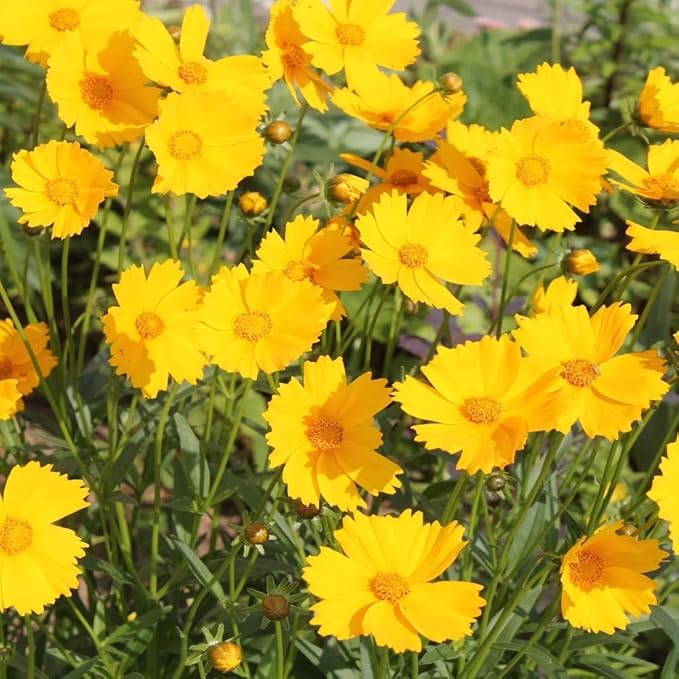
<box><xmin>493</xmin><ymin>641</ymin><xmax>566</xmax><ymax>677</ymax></box>
<box><xmin>651</xmin><ymin>606</ymin><xmax>679</xmax><ymax>648</ymax></box>
<box><xmin>170</xmin><ymin>537</ymin><xmax>227</xmax><ymax>605</ymax></box>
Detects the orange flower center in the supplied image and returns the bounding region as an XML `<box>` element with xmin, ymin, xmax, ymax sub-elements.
<box><xmin>0</xmin><ymin>517</ymin><xmax>32</xmax><ymax>555</ymax></box>
<box><xmin>281</xmin><ymin>43</ymin><xmax>307</xmax><ymax>69</ymax></box>
<box><xmin>473</xmin><ymin>180</ymin><xmax>492</xmax><ymax>203</ymax></box>
<box><xmin>135</xmin><ymin>311</ymin><xmax>165</xmax><ymax>340</ymax></box>
<box><xmin>234</xmin><ymin>311</ymin><xmax>272</xmax><ymax>342</ymax></box>
<box><xmin>168</xmin><ymin>130</ymin><xmax>203</xmax><ymax>161</ymax></box>
<box><xmin>79</xmin><ymin>73</ymin><xmax>114</xmax><ymax>110</ymax></box>
<box><xmin>398</xmin><ymin>243</ymin><xmax>428</xmax><ymax>269</ymax></box>
<box><xmin>335</xmin><ymin>23</ymin><xmax>365</xmax><ymax>46</ymax></box>
<box><xmin>178</xmin><ymin>61</ymin><xmax>208</xmax><ymax>85</ymax></box>
<box><xmin>389</xmin><ymin>169</ymin><xmax>418</xmax><ymax>187</ymax></box>
<box><xmin>468</xmin><ymin>157</ymin><xmax>487</xmax><ymax>178</ymax></box>
<box><xmin>371</xmin><ymin>572</ymin><xmax>410</xmax><ymax>602</ymax></box>
<box><xmin>643</xmin><ymin>173</ymin><xmax>678</xmax><ymax>198</ymax></box>
<box><xmin>461</xmin><ymin>396</ymin><xmax>502</xmax><ymax>424</ymax></box>
<box><xmin>306</xmin><ymin>416</ymin><xmax>344</xmax><ymax>450</ymax></box>
<box><xmin>568</xmin><ymin>549</ymin><xmax>604</xmax><ymax>591</ymax></box>
<box><xmin>561</xmin><ymin>359</ymin><xmax>600</xmax><ymax>387</ymax></box>
<box><xmin>45</xmin><ymin>177</ymin><xmax>78</xmax><ymax>206</ymax></box>
<box><xmin>283</xmin><ymin>259</ymin><xmax>315</xmax><ymax>282</ymax></box>
<box><xmin>516</xmin><ymin>154</ymin><xmax>550</xmax><ymax>186</ymax></box>
<box><xmin>0</xmin><ymin>353</ymin><xmax>12</xmax><ymax>380</ymax></box>
<box><xmin>49</xmin><ymin>7</ymin><xmax>80</xmax><ymax>31</ymax></box>
<box><xmin>378</xmin><ymin>112</ymin><xmax>396</xmax><ymax>125</ymax></box>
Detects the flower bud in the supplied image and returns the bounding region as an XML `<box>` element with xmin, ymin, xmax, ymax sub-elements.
<box><xmin>294</xmin><ymin>498</ymin><xmax>319</xmax><ymax>519</ymax></box>
<box><xmin>262</xmin><ymin>594</ymin><xmax>290</xmax><ymax>621</ymax></box>
<box><xmin>265</xmin><ymin>120</ymin><xmax>293</xmax><ymax>144</ymax></box>
<box><xmin>485</xmin><ymin>473</ymin><xmax>506</xmax><ymax>492</ymax></box>
<box><xmin>563</xmin><ymin>249</ymin><xmax>600</xmax><ymax>275</ymax></box>
<box><xmin>244</xmin><ymin>522</ymin><xmax>269</xmax><ymax>545</ymax></box>
<box><xmin>328</xmin><ymin>173</ymin><xmax>369</xmax><ymax>204</ymax></box>
<box><xmin>441</xmin><ymin>72</ymin><xmax>464</xmax><ymax>94</ymax></box>
<box><xmin>208</xmin><ymin>642</ymin><xmax>243</xmax><ymax>673</ymax></box>
<box><xmin>239</xmin><ymin>191</ymin><xmax>268</xmax><ymax>217</ymax></box>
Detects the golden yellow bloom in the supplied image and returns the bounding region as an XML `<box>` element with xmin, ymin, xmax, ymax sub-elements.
<box><xmin>560</xmin><ymin>521</ymin><xmax>666</xmax><ymax>633</ymax></box>
<box><xmin>239</xmin><ymin>191</ymin><xmax>268</xmax><ymax>217</ymax></box>
<box><xmin>648</xmin><ymin>436</ymin><xmax>679</xmax><ymax>549</ymax></box>
<box><xmin>563</xmin><ymin>248</ymin><xmax>600</xmax><ymax>275</ymax></box>
<box><xmin>263</xmin><ymin>356</ymin><xmax>400</xmax><ymax>511</ymax></box>
<box><xmin>304</xmin><ymin>510</ymin><xmax>485</xmax><ymax>652</ymax></box>
<box><xmin>5</xmin><ymin>141</ymin><xmax>118</xmax><ymax>239</ymax></box>
<box><xmin>512</xmin><ymin>303</ymin><xmax>668</xmax><ymax>440</ymax></box>
<box><xmin>208</xmin><ymin>642</ymin><xmax>243</xmax><ymax>673</ymax></box>
<box><xmin>196</xmin><ymin>265</ymin><xmax>332</xmax><ymax>380</ymax></box>
<box><xmin>293</xmin><ymin>0</ymin><xmax>420</xmax><ymax>88</ymax></box>
<box><xmin>102</xmin><ymin>260</ymin><xmax>207</xmax><ymax>399</ymax></box>
<box><xmin>145</xmin><ymin>90</ymin><xmax>265</xmax><ymax>198</ymax></box>
<box><xmin>625</xmin><ymin>221</ymin><xmax>679</xmax><ymax>269</ymax></box>
<box><xmin>357</xmin><ymin>191</ymin><xmax>491</xmax><ymax>315</ymax></box>
<box><xmin>262</xmin><ymin>0</ymin><xmax>333</xmax><ymax>112</ymax></box>
<box><xmin>46</xmin><ymin>31</ymin><xmax>161</xmax><ymax>148</ymax></box>
<box><xmin>252</xmin><ymin>215</ymin><xmax>367</xmax><ymax>320</ymax></box>
<box><xmin>393</xmin><ymin>335</ymin><xmax>560</xmax><ymax>474</ymax></box>
<box><xmin>0</xmin><ymin>462</ymin><xmax>89</xmax><ymax>615</ymax></box>
<box><xmin>0</xmin><ymin>380</ymin><xmax>21</xmax><ymax>421</ymax></box>
<box><xmin>487</xmin><ymin>116</ymin><xmax>608</xmax><ymax>232</ymax></box>
<box><xmin>638</xmin><ymin>67</ymin><xmax>679</xmax><ymax>134</ymax></box>
<box><xmin>332</xmin><ymin>72</ymin><xmax>466</xmax><ymax>143</ymax></box>
<box><xmin>533</xmin><ymin>276</ymin><xmax>578</xmax><ymax>314</ymax></box>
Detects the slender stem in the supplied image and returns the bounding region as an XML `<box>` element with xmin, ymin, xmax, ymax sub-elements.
<box><xmin>283</xmin><ymin>191</ymin><xmax>321</xmax><ymax>224</ymax></box>
<box><xmin>441</xmin><ymin>474</ymin><xmax>468</xmax><ymax>524</ymax></box>
<box><xmin>210</xmin><ymin>191</ymin><xmax>235</xmax><ymax>276</ymax></box>
<box><xmin>164</xmin><ymin>196</ymin><xmax>179</xmax><ymax>261</ymax></box>
<box><xmin>591</xmin><ymin>260</ymin><xmax>665</xmax><ymax>312</ymax></box>
<box><xmin>118</xmin><ymin>140</ymin><xmax>145</xmax><ymax>274</ymax></box>
<box><xmin>275</xmin><ymin>622</ymin><xmax>285</xmax><ymax>679</ymax></box>
<box><xmin>382</xmin><ymin>288</ymin><xmax>404</xmax><ymax>377</ymax></box>
<box><xmin>410</xmin><ymin>653</ymin><xmax>419</xmax><ymax>679</ymax></box>
<box><xmin>629</xmin><ymin>263</ymin><xmax>670</xmax><ymax>347</ymax></box>
<box><xmin>32</xmin><ymin>76</ymin><xmax>47</xmax><ymax>148</ymax></box>
<box><xmin>25</xmin><ymin>617</ymin><xmax>35</xmax><ymax>679</ymax></box>
<box><xmin>493</xmin><ymin>221</ymin><xmax>516</xmax><ymax>336</ymax></box>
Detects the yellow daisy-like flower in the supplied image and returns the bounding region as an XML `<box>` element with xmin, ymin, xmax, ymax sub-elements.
<box><xmin>0</xmin><ymin>461</ymin><xmax>89</xmax><ymax>615</ymax></box>
<box><xmin>4</xmin><ymin>140</ymin><xmax>118</xmax><ymax>239</ymax></box>
<box><xmin>332</xmin><ymin>72</ymin><xmax>466</xmax><ymax>143</ymax></box>
<box><xmin>263</xmin><ymin>356</ymin><xmax>400</xmax><ymax>511</ymax></box>
<box><xmin>262</xmin><ymin>0</ymin><xmax>333</xmax><ymax>112</ymax></box>
<box><xmin>0</xmin><ymin>0</ymin><xmax>140</xmax><ymax>66</ymax></box>
<box><xmin>560</xmin><ymin>521</ymin><xmax>666</xmax><ymax>634</ymax></box>
<box><xmin>532</xmin><ymin>276</ymin><xmax>577</xmax><ymax>315</ymax></box>
<box><xmin>46</xmin><ymin>31</ymin><xmax>161</xmax><ymax>148</ymax></box>
<box><xmin>145</xmin><ymin>90</ymin><xmax>265</xmax><ymax>198</ymax></box>
<box><xmin>303</xmin><ymin>510</ymin><xmax>485</xmax><ymax>652</ymax></box>
<box><xmin>625</xmin><ymin>221</ymin><xmax>679</xmax><ymax>269</ymax></box>
<box><xmin>252</xmin><ymin>215</ymin><xmax>367</xmax><ymax>320</ymax></box>
<box><xmin>196</xmin><ymin>265</ymin><xmax>332</xmax><ymax>380</ymax></box>
<box><xmin>487</xmin><ymin>116</ymin><xmax>608</xmax><ymax>232</ymax></box>
<box><xmin>648</xmin><ymin>436</ymin><xmax>679</xmax><ymax>549</ymax></box>
<box><xmin>638</xmin><ymin>67</ymin><xmax>679</xmax><ymax>134</ymax></box>
<box><xmin>101</xmin><ymin>260</ymin><xmax>206</xmax><ymax>399</ymax></box>
<box><xmin>393</xmin><ymin>335</ymin><xmax>559</xmax><ymax>474</ymax></box>
<box><xmin>0</xmin><ymin>380</ymin><xmax>22</xmax><ymax>421</ymax></box>
<box><xmin>357</xmin><ymin>191</ymin><xmax>491</xmax><ymax>315</ymax></box>
<box><xmin>512</xmin><ymin>303</ymin><xmax>668</xmax><ymax>440</ymax></box>
<box><xmin>293</xmin><ymin>0</ymin><xmax>420</xmax><ymax>88</ymax></box>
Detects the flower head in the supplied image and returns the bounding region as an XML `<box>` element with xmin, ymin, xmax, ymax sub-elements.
<box><xmin>563</xmin><ymin>248</ymin><xmax>600</xmax><ymax>275</ymax></box>
<box><xmin>239</xmin><ymin>191</ymin><xmax>268</xmax><ymax>217</ymax></box>
<box><xmin>533</xmin><ymin>276</ymin><xmax>577</xmax><ymax>314</ymax></box>
<box><xmin>208</xmin><ymin>642</ymin><xmax>243</xmax><ymax>674</ymax></box>
<box><xmin>329</xmin><ymin>173</ymin><xmax>369</xmax><ymax>204</ymax></box>
<box><xmin>625</xmin><ymin>221</ymin><xmax>679</xmax><ymax>269</ymax></box>
<box><xmin>648</xmin><ymin>436</ymin><xmax>679</xmax><ymax>549</ymax></box>
<box><xmin>638</xmin><ymin>67</ymin><xmax>679</xmax><ymax>134</ymax></box>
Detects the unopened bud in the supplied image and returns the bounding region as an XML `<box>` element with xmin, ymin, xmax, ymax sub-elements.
<box><xmin>485</xmin><ymin>473</ymin><xmax>506</xmax><ymax>492</ymax></box>
<box><xmin>208</xmin><ymin>642</ymin><xmax>243</xmax><ymax>673</ymax></box>
<box><xmin>328</xmin><ymin>173</ymin><xmax>369</xmax><ymax>204</ymax></box>
<box><xmin>262</xmin><ymin>594</ymin><xmax>290</xmax><ymax>621</ymax></box>
<box><xmin>239</xmin><ymin>191</ymin><xmax>268</xmax><ymax>217</ymax></box>
<box><xmin>244</xmin><ymin>522</ymin><xmax>269</xmax><ymax>545</ymax></box>
<box><xmin>563</xmin><ymin>249</ymin><xmax>600</xmax><ymax>275</ymax></box>
<box><xmin>265</xmin><ymin>120</ymin><xmax>293</xmax><ymax>144</ymax></box>
<box><xmin>294</xmin><ymin>498</ymin><xmax>319</xmax><ymax>519</ymax></box>
<box><xmin>441</xmin><ymin>72</ymin><xmax>464</xmax><ymax>93</ymax></box>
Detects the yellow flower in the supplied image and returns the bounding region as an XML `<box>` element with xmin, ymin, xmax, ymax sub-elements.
<box><xmin>0</xmin><ymin>378</ymin><xmax>21</xmax><ymax>421</ymax></box>
<box><xmin>563</xmin><ymin>248</ymin><xmax>600</xmax><ymax>275</ymax></box>
<box><xmin>239</xmin><ymin>191</ymin><xmax>268</xmax><ymax>216</ymax></box>
<box><xmin>328</xmin><ymin>173</ymin><xmax>369</xmax><ymax>204</ymax></box>
<box><xmin>487</xmin><ymin>116</ymin><xmax>608</xmax><ymax>232</ymax></box>
<box><xmin>357</xmin><ymin>191</ymin><xmax>491</xmax><ymax>315</ymax></box>
<box><xmin>532</xmin><ymin>276</ymin><xmax>577</xmax><ymax>314</ymax></box>
<box><xmin>134</xmin><ymin>4</ymin><xmax>269</xmax><ymax>114</ymax></box>
<box><xmin>512</xmin><ymin>303</ymin><xmax>668</xmax><ymax>440</ymax></box>
<box><xmin>263</xmin><ymin>355</ymin><xmax>400</xmax><ymax>511</ymax></box>
<box><xmin>46</xmin><ymin>31</ymin><xmax>161</xmax><ymax>148</ymax></box>
<box><xmin>145</xmin><ymin>90</ymin><xmax>265</xmax><ymax>198</ymax></box>
<box><xmin>252</xmin><ymin>215</ymin><xmax>367</xmax><ymax>320</ymax></box>
<box><xmin>102</xmin><ymin>260</ymin><xmax>206</xmax><ymax>399</ymax></box>
<box><xmin>0</xmin><ymin>461</ymin><xmax>89</xmax><ymax>615</ymax></box>
<box><xmin>393</xmin><ymin>335</ymin><xmax>559</xmax><ymax>474</ymax></box>
<box><xmin>208</xmin><ymin>642</ymin><xmax>243</xmax><ymax>674</ymax></box>
<box><xmin>638</xmin><ymin>67</ymin><xmax>679</xmax><ymax>134</ymax></box>
<box><xmin>625</xmin><ymin>221</ymin><xmax>679</xmax><ymax>269</ymax></box>
<box><xmin>196</xmin><ymin>265</ymin><xmax>332</xmax><ymax>380</ymax></box>
<box><xmin>332</xmin><ymin>72</ymin><xmax>466</xmax><ymax>143</ymax></box>
<box><xmin>560</xmin><ymin>521</ymin><xmax>666</xmax><ymax>633</ymax></box>
<box><xmin>5</xmin><ymin>140</ymin><xmax>118</xmax><ymax>239</ymax></box>
<box><xmin>262</xmin><ymin>0</ymin><xmax>333</xmax><ymax>112</ymax></box>
<box><xmin>303</xmin><ymin>510</ymin><xmax>485</xmax><ymax>652</ymax></box>
<box><xmin>648</xmin><ymin>436</ymin><xmax>679</xmax><ymax>549</ymax></box>
<box><xmin>0</xmin><ymin>0</ymin><xmax>140</xmax><ymax>66</ymax></box>
<box><xmin>293</xmin><ymin>0</ymin><xmax>420</xmax><ymax>88</ymax></box>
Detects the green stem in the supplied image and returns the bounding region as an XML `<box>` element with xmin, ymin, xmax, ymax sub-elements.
<box><xmin>493</xmin><ymin>221</ymin><xmax>516</xmax><ymax>336</ymax></box>
<box><xmin>441</xmin><ymin>474</ymin><xmax>469</xmax><ymax>524</ymax></box>
<box><xmin>410</xmin><ymin>652</ymin><xmax>419</xmax><ymax>679</ymax></box>
<box><xmin>275</xmin><ymin>621</ymin><xmax>285</xmax><ymax>679</ymax></box>
<box><xmin>118</xmin><ymin>140</ymin><xmax>145</xmax><ymax>274</ymax></box>
<box><xmin>164</xmin><ymin>196</ymin><xmax>179</xmax><ymax>261</ymax></box>
<box><xmin>25</xmin><ymin>617</ymin><xmax>35</xmax><ymax>679</ymax></box>
<box><xmin>629</xmin><ymin>263</ymin><xmax>670</xmax><ymax>347</ymax></box>
<box><xmin>591</xmin><ymin>260</ymin><xmax>665</xmax><ymax>312</ymax></box>
<box><xmin>382</xmin><ymin>288</ymin><xmax>404</xmax><ymax>377</ymax></box>
<box><xmin>32</xmin><ymin>76</ymin><xmax>47</xmax><ymax>148</ymax></box>
<box><xmin>210</xmin><ymin>191</ymin><xmax>235</xmax><ymax>276</ymax></box>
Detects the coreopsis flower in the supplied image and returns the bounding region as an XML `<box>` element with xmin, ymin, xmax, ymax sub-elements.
<box><xmin>0</xmin><ymin>380</ymin><xmax>21</xmax><ymax>421</ymax></box>
<box><xmin>303</xmin><ymin>510</ymin><xmax>485</xmax><ymax>652</ymax></box>
<box><xmin>196</xmin><ymin>265</ymin><xmax>332</xmax><ymax>379</ymax></box>
<box><xmin>0</xmin><ymin>0</ymin><xmax>140</xmax><ymax>66</ymax></box>
<box><xmin>328</xmin><ymin>173</ymin><xmax>369</xmax><ymax>204</ymax></box>
<box><xmin>638</xmin><ymin>67</ymin><xmax>679</xmax><ymax>134</ymax></box>
<box><xmin>4</xmin><ymin>141</ymin><xmax>118</xmax><ymax>238</ymax></box>
<box><xmin>263</xmin><ymin>356</ymin><xmax>400</xmax><ymax>511</ymax></box>
<box><xmin>332</xmin><ymin>72</ymin><xmax>466</xmax><ymax>143</ymax></box>
<box><xmin>512</xmin><ymin>303</ymin><xmax>669</xmax><ymax>440</ymax></box>
<box><xmin>487</xmin><ymin>116</ymin><xmax>608</xmax><ymax>232</ymax></box>
<box><xmin>357</xmin><ymin>191</ymin><xmax>491</xmax><ymax>315</ymax></box>
<box><xmin>0</xmin><ymin>462</ymin><xmax>89</xmax><ymax>615</ymax></box>
<box><xmin>145</xmin><ymin>90</ymin><xmax>265</xmax><ymax>197</ymax></box>
<box><xmin>625</xmin><ymin>221</ymin><xmax>679</xmax><ymax>269</ymax></box>
<box><xmin>393</xmin><ymin>335</ymin><xmax>559</xmax><ymax>474</ymax></box>
<box><xmin>533</xmin><ymin>276</ymin><xmax>577</xmax><ymax>314</ymax></box>
<box><xmin>293</xmin><ymin>0</ymin><xmax>420</xmax><ymax>88</ymax></box>
<box><xmin>208</xmin><ymin>642</ymin><xmax>243</xmax><ymax>673</ymax></box>
<box><xmin>252</xmin><ymin>215</ymin><xmax>367</xmax><ymax>320</ymax></box>
<box><xmin>262</xmin><ymin>0</ymin><xmax>333</xmax><ymax>112</ymax></box>
<box><xmin>563</xmin><ymin>248</ymin><xmax>600</xmax><ymax>275</ymax></box>
<box><xmin>134</xmin><ymin>4</ymin><xmax>269</xmax><ymax>114</ymax></box>
<box><xmin>560</xmin><ymin>521</ymin><xmax>666</xmax><ymax>633</ymax></box>
<box><xmin>102</xmin><ymin>260</ymin><xmax>207</xmax><ymax>398</ymax></box>
<box><xmin>648</xmin><ymin>436</ymin><xmax>679</xmax><ymax>548</ymax></box>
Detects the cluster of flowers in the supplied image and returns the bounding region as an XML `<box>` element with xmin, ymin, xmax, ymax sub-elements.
<box><xmin>1</xmin><ymin>0</ymin><xmax>679</xmax><ymax>658</ymax></box>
